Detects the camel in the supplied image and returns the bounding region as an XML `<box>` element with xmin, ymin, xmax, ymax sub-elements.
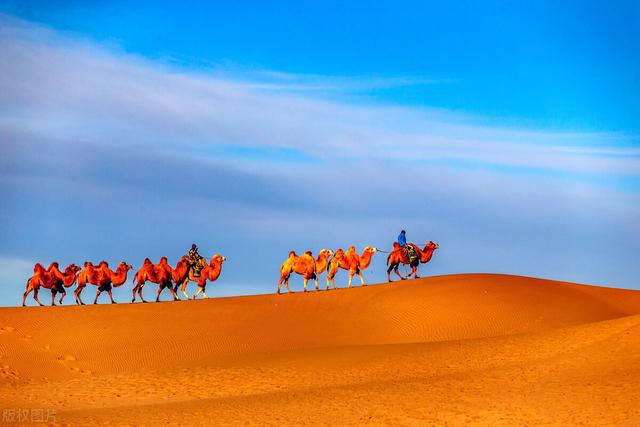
<box><xmin>314</xmin><ymin>249</ymin><xmax>334</xmax><ymax>286</ymax></box>
<box><xmin>170</xmin><ymin>255</ymin><xmax>194</xmax><ymax>300</ymax></box>
<box><xmin>386</xmin><ymin>241</ymin><xmax>439</xmax><ymax>281</ymax></box>
<box><xmin>23</xmin><ymin>262</ymin><xmax>81</xmax><ymax>306</ymax></box>
<box><xmin>326</xmin><ymin>245</ymin><xmax>378</xmax><ymax>289</ymax></box>
<box><xmin>45</xmin><ymin>264</ymin><xmax>82</xmax><ymax>305</ymax></box>
<box><xmin>75</xmin><ymin>261</ymin><xmax>132</xmax><ymax>304</ymax></box>
<box><xmin>173</xmin><ymin>254</ymin><xmax>226</xmax><ymax>299</ymax></box>
<box><xmin>131</xmin><ymin>257</ymin><xmax>179</xmax><ymax>303</ymax></box>
<box><xmin>277</xmin><ymin>249</ymin><xmax>333</xmax><ymax>294</ymax></box>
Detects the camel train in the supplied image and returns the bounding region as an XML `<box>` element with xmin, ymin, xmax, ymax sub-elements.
<box><xmin>276</xmin><ymin>242</ymin><xmax>438</xmax><ymax>293</ymax></box>
<box><xmin>22</xmin><ymin>240</ymin><xmax>439</xmax><ymax>305</ymax></box>
<box><xmin>23</xmin><ymin>254</ymin><xmax>227</xmax><ymax>306</ymax></box>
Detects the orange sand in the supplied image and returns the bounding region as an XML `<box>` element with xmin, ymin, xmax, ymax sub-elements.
<box><xmin>1</xmin><ymin>273</ymin><xmax>640</xmax><ymax>425</ymax></box>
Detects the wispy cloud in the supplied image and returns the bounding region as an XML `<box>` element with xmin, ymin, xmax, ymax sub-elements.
<box><xmin>1</xmin><ymin>13</ymin><xmax>638</xmax><ymax>178</ymax></box>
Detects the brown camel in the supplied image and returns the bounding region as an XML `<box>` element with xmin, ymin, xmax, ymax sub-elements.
<box><xmin>23</xmin><ymin>263</ymin><xmax>80</xmax><ymax>306</ymax></box>
<box><xmin>75</xmin><ymin>261</ymin><xmax>132</xmax><ymax>304</ymax></box>
<box><xmin>326</xmin><ymin>245</ymin><xmax>378</xmax><ymax>289</ymax></box>
<box><xmin>314</xmin><ymin>249</ymin><xmax>334</xmax><ymax>288</ymax></box>
<box><xmin>170</xmin><ymin>255</ymin><xmax>193</xmax><ymax>300</ymax></box>
<box><xmin>173</xmin><ymin>254</ymin><xmax>226</xmax><ymax>299</ymax></box>
<box><xmin>386</xmin><ymin>241</ymin><xmax>439</xmax><ymax>281</ymax></box>
<box><xmin>277</xmin><ymin>249</ymin><xmax>333</xmax><ymax>293</ymax></box>
<box><xmin>131</xmin><ymin>257</ymin><xmax>179</xmax><ymax>303</ymax></box>
<box><xmin>45</xmin><ymin>264</ymin><xmax>81</xmax><ymax>306</ymax></box>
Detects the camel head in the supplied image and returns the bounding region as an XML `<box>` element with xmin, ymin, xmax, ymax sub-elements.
<box><xmin>425</xmin><ymin>241</ymin><xmax>439</xmax><ymax>251</ymax></box>
<box><xmin>210</xmin><ymin>254</ymin><xmax>226</xmax><ymax>265</ymax></box>
<box><xmin>347</xmin><ymin>246</ymin><xmax>356</xmax><ymax>253</ymax></box>
<box><xmin>363</xmin><ymin>245</ymin><xmax>378</xmax><ymax>255</ymax></box>
<box><xmin>117</xmin><ymin>261</ymin><xmax>133</xmax><ymax>272</ymax></box>
<box><xmin>159</xmin><ymin>256</ymin><xmax>169</xmax><ymax>264</ymax></box>
<box><xmin>66</xmin><ymin>264</ymin><xmax>82</xmax><ymax>275</ymax></box>
<box><xmin>318</xmin><ymin>249</ymin><xmax>334</xmax><ymax>258</ymax></box>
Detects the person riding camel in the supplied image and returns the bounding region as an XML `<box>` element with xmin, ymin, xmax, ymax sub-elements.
<box><xmin>188</xmin><ymin>243</ymin><xmax>204</xmax><ymax>277</ymax></box>
<box><xmin>397</xmin><ymin>230</ymin><xmax>418</xmax><ymax>264</ymax></box>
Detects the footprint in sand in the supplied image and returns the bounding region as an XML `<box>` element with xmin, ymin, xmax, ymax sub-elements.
<box><xmin>19</xmin><ymin>334</ymin><xmax>32</xmax><ymax>341</ymax></box>
<box><xmin>42</xmin><ymin>344</ymin><xmax>51</xmax><ymax>351</ymax></box>
<box><xmin>1</xmin><ymin>365</ymin><xmax>20</xmax><ymax>380</ymax></box>
<box><xmin>57</xmin><ymin>354</ymin><xmax>76</xmax><ymax>362</ymax></box>
<box><xmin>0</xmin><ymin>326</ymin><xmax>15</xmax><ymax>333</ymax></box>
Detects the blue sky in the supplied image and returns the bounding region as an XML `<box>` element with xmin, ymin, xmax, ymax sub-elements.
<box><xmin>2</xmin><ymin>0</ymin><xmax>639</xmax><ymax>130</ymax></box>
<box><xmin>0</xmin><ymin>2</ymin><xmax>639</xmax><ymax>305</ymax></box>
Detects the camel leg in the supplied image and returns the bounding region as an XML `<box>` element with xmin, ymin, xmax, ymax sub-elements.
<box><xmin>50</xmin><ymin>290</ymin><xmax>56</xmax><ymax>306</ymax></box>
<box><xmin>395</xmin><ymin>265</ymin><xmax>405</xmax><ymax>280</ymax></box>
<box><xmin>193</xmin><ymin>287</ymin><xmax>203</xmax><ymax>299</ymax></box>
<box><xmin>181</xmin><ymin>281</ymin><xmax>190</xmax><ymax>300</ymax></box>
<box><xmin>59</xmin><ymin>291</ymin><xmax>66</xmax><ymax>305</ymax></box>
<box><xmin>169</xmin><ymin>285</ymin><xmax>179</xmax><ymax>301</ymax></box>
<box><xmin>277</xmin><ymin>274</ymin><xmax>286</xmax><ymax>294</ymax></box>
<box><xmin>329</xmin><ymin>276</ymin><xmax>337</xmax><ymax>289</ymax></box>
<box><xmin>22</xmin><ymin>287</ymin><xmax>32</xmax><ymax>306</ymax></box>
<box><xmin>108</xmin><ymin>289</ymin><xmax>116</xmax><ymax>304</ymax></box>
<box><xmin>156</xmin><ymin>285</ymin><xmax>163</xmax><ymax>302</ymax></box>
<box><xmin>326</xmin><ymin>276</ymin><xmax>330</xmax><ymax>290</ymax></box>
<box><xmin>138</xmin><ymin>286</ymin><xmax>147</xmax><ymax>303</ymax></box>
<box><xmin>303</xmin><ymin>278</ymin><xmax>308</xmax><ymax>293</ymax></box>
<box><xmin>348</xmin><ymin>272</ymin><xmax>354</xmax><ymax>288</ymax></box>
<box><xmin>202</xmin><ymin>287</ymin><xmax>208</xmax><ymax>299</ymax></box>
<box><xmin>131</xmin><ymin>286</ymin><xmax>138</xmax><ymax>303</ymax></box>
<box><xmin>75</xmin><ymin>287</ymin><xmax>85</xmax><ymax>305</ymax></box>
<box><xmin>314</xmin><ymin>277</ymin><xmax>319</xmax><ymax>291</ymax></box>
<box><xmin>359</xmin><ymin>271</ymin><xmax>365</xmax><ymax>286</ymax></box>
<box><xmin>93</xmin><ymin>290</ymin><xmax>102</xmax><ymax>304</ymax></box>
<box><xmin>33</xmin><ymin>288</ymin><xmax>44</xmax><ymax>306</ymax></box>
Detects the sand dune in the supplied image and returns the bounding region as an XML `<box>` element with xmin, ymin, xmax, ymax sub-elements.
<box><xmin>1</xmin><ymin>273</ymin><xmax>639</xmax><ymax>425</ymax></box>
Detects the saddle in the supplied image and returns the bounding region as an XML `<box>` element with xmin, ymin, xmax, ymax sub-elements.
<box><xmin>190</xmin><ymin>257</ymin><xmax>204</xmax><ymax>277</ymax></box>
<box><xmin>404</xmin><ymin>244</ymin><xmax>419</xmax><ymax>265</ymax></box>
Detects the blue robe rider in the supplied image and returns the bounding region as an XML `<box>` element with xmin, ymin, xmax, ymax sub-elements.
<box><xmin>397</xmin><ymin>230</ymin><xmax>418</xmax><ymax>264</ymax></box>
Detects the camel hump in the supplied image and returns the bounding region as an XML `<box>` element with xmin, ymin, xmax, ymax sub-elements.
<box><xmin>304</xmin><ymin>250</ymin><xmax>312</xmax><ymax>256</ymax></box>
<box><xmin>288</xmin><ymin>251</ymin><xmax>297</xmax><ymax>257</ymax></box>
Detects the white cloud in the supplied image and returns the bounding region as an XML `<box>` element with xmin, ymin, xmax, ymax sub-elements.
<box><xmin>1</xmin><ymin>14</ymin><xmax>638</xmax><ymax>177</ymax></box>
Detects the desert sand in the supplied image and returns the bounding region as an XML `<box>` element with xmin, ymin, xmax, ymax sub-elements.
<box><xmin>1</xmin><ymin>273</ymin><xmax>639</xmax><ymax>425</ymax></box>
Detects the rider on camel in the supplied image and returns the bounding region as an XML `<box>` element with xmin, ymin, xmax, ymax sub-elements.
<box><xmin>188</xmin><ymin>243</ymin><xmax>204</xmax><ymax>277</ymax></box>
<box><xmin>398</xmin><ymin>230</ymin><xmax>418</xmax><ymax>264</ymax></box>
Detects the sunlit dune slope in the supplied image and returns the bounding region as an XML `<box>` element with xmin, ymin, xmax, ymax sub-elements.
<box><xmin>2</xmin><ymin>273</ymin><xmax>639</xmax><ymax>380</ymax></box>
<box><xmin>2</xmin><ymin>273</ymin><xmax>640</xmax><ymax>425</ymax></box>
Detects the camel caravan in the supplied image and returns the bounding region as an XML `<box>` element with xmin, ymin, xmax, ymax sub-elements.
<box><xmin>277</xmin><ymin>239</ymin><xmax>439</xmax><ymax>294</ymax></box>
<box><xmin>22</xmin><ymin>233</ymin><xmax>439</xmax><ymax>306</ymax></box>
<box><xmin>23</xmin><ymin>249</ymin><xmax>227</xmax><ymax>306</ymax></box>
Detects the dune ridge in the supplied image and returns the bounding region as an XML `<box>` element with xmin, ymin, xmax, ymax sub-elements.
<box><xmin>1</xmin><ymin>273</ymin><xmax>639</xmax><ymax>425</ymax></box>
